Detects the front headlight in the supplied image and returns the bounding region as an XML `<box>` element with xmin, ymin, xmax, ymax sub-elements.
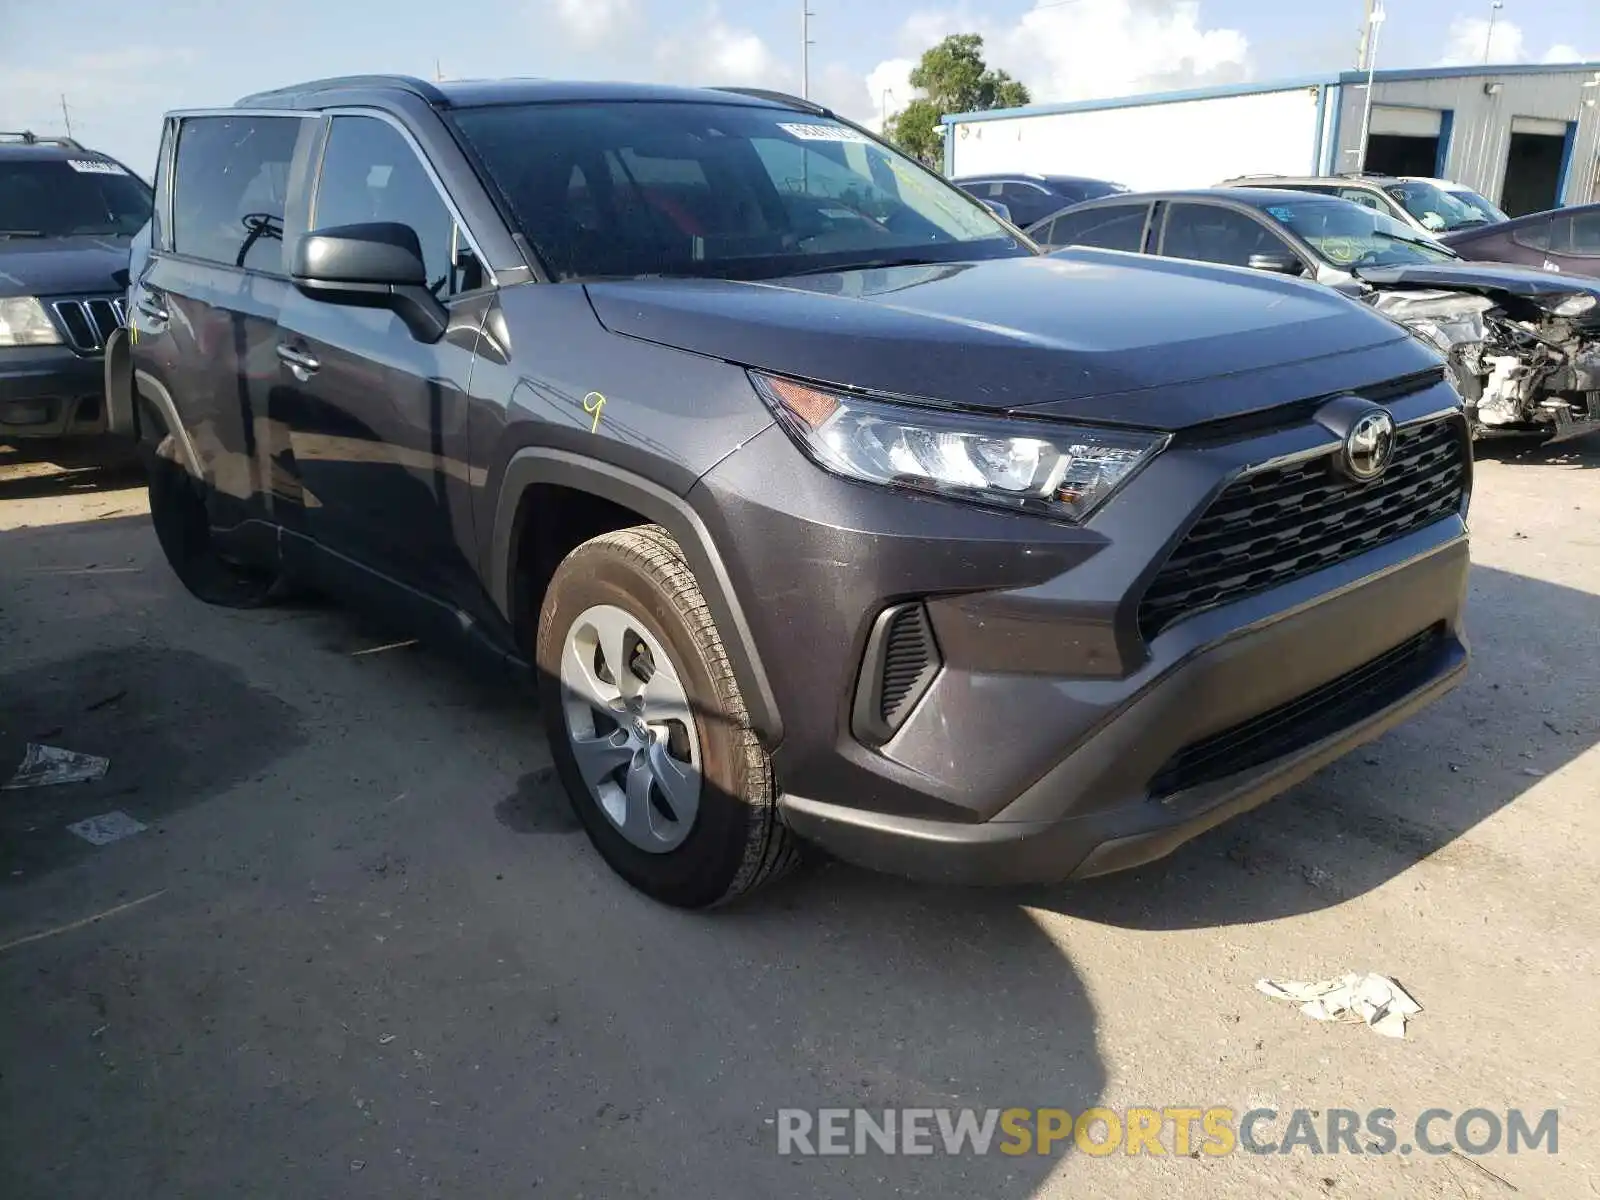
<box><xmin>0</xmin><ymin>297</ymin><xmax>63</xmax><ymax>347</ymax></box>
<box><xmin>752</xmin><ymin>372</ymin><xmax>1167</xmax><ymax>523</ymax></box>
<box><xmin>1550</xmin><ymin>293</ymin><xmax>1598</xmax><ymax>318</ymax></box>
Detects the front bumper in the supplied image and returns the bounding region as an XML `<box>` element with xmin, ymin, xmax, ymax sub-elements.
<box><xmin>0</xmin><ymin>345</ymin><xmax>108</xmax><ymax>440</ymax></box>
<box><xmin>692</xmin><ymin>377</ymin><xmax>1471</xmax><ymax>885</ymax></box>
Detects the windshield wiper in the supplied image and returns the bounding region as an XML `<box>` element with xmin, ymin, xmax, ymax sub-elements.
<box><xmin>782</xmin><ymin>254</ymin><xmax>953</xmax><ymax>278</ymax></box>
<box><xmin>0</xmin><ymin>230</ymin><xmax>45</xmax><ymax>238</ymax></box>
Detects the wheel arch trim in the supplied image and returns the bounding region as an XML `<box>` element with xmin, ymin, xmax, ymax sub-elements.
<box><xmin>133</xmin><ymin>369</ymin><xmax>205</xmax><ymax>480</ymax></box>
<box><xmin>489</xmin><ymin>448</ymin><xmax>783</xmax><ymax>746</ymax></box>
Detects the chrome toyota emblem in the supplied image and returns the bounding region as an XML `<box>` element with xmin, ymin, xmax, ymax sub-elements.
<box><xmin>1343</xmin><ymin>409</ymin><xmax>1396</xmax><ymax>482</ymax></box>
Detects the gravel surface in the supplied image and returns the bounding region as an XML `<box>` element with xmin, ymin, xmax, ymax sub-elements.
<box><xmin>1</xmin><ymin>440</ymin><xmax>1596</xmax><ymax>1199</ymax></box>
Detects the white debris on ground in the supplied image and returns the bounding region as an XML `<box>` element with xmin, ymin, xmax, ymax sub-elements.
<box><xmin>3</xmin><ymin>743</ymin><xmax>110</xmax><ymax>789</ymax></box>
<box><xmin>1256</xmin><ymin>973</ymin><xmax>1423</xmax><ymax>1039</ymax></box>
<box><xmin>65</xmin><ymin>811</ymin><xmax>148</xmax><ymax>846</ymax></box>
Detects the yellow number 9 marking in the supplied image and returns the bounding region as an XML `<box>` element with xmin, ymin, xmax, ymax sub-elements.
<box><xmin>582</xmin><ymin>391</ymin><xmax>607</xmax><ymax>433</ymax></box>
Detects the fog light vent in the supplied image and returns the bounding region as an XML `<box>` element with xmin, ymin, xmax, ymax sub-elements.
<box><xmin>852</xmin><ymin>601</ymin><xmax>941</xmax><ymax>746</ymax></box>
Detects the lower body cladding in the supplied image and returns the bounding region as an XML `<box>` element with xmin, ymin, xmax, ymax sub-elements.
<box><xmin>0</xmin><ymin>345</ymin><xmax>112</xmax><ymax>447</ymax></box>
<box><xmin>1372</xmin><ymin>289</ymin><xmax>1600</xmax><ymax>442</ymax></box>
<box><xmin>691</xmin><ymin>385</ymin><xmax>1471</xmax><ymax>886</ymax></box>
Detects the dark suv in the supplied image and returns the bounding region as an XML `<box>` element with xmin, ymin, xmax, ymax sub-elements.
<box><xmin>113</xmin><ymin>76</ymin><xmax>1471</xmax><ymax>907</ymax></box>
<box><xmin>1</xmin><ymin>132</ymin><xmax>151</xmax><ymax>458</ymax></box>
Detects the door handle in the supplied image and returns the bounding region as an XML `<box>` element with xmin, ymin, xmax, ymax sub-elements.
<box><xmin>275</xmin><ymin>344</ymin><xmax>321</xmax><ymax>377</ymax></box>
<box><xmin>135</xmin><ymin>296</ymin><xmax>169</xmax><ymax>322</ymax></box>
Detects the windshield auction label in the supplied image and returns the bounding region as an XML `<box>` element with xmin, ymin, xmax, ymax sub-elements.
<box><xmin>778</xmin><ymin>123</ymin><xmax>870</xmax><ymax>144</ymax></box>
<box><xmin>66</xmin><ymin>159</ymin><xmax>128</xmax><ymax>175</ymax></box>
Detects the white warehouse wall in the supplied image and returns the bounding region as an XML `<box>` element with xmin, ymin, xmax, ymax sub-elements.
<box><xmin>946</xmin><ymin>87</ymin><xmax>1325</xmax><ymax>190</ymax></box>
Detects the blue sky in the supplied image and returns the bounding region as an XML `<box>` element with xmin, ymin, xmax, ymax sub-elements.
<box><xmin>3</xmin><ymin>0</ymin><xmax>1597</xmax><ymax>175</ymax></box>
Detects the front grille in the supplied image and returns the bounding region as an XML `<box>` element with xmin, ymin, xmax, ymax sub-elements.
<box><xmin>48</xmin><ymin>296</ymin><xmax>126</xmax><ymax>355</ymax></box>
<box><xmin>1138</xmin><ymin>415</ymin><xmax>1467</xmax><ymax>639</ymax></box>
<box><xmin>1150</xmin><ymin>624</ymin><xmax>1447</xmax><ymax>797</ymax></box>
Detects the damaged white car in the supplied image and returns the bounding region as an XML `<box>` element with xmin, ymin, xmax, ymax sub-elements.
<box><xmin>1032</xmin><ymin>188</ymin><xmax>1600</xmax><ymax>442</ymax></box>
<box><xmin>1361</xmin><ymin>270</ymin><xmax>1600</xmax><ymax>441</ymax></box>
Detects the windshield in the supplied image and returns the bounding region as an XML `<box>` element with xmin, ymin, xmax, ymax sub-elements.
<box><xmin>1383</xmin><ymin>180</ymin><xmax>1503</xmax><ymax>233</ymax></box>
<box><xmin>450</xmin><ymin>101</ymin><xmax>1028</xmax><ymax>281</ymax></box>
<box><xmin>1260</xmin><ymin>198</ymin><xmax>1458</xmax><ymax>268</ymax></box>
<box><xmin>0</xmin><ymin>157</ymin><xmax>152</xmax><ymax>237</ymax></box>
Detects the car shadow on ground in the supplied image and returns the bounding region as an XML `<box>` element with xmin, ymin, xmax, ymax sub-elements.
<box><xmin>0</xmin><ymin>450</ymin><xmax>143</xmax><ymax>500</ymax></box>
<box><xmin>1473</xmin><ymin>434</ymin><xmax>1600</xmax><ymax>468</ymax></box>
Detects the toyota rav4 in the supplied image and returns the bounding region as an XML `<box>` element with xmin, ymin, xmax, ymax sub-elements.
<box><xmin>110</xmin><ymin>77</ymin><xmax>1472</xmax><ymax>907</ymax></box>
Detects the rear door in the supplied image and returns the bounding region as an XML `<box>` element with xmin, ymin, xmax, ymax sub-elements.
<box><xmin>271</xmin><ymin>111</ymin><xmax>491</xmax><ymax>615</ymax></box>
<box><xmin>130</xmin><ymin>110</ymin><xmax>318</xmax><ymax>544</ymax></box>
<box><xmin>1034</xmin><ymin>202</ymin><xmax>1152</xmax><ymax>252</ymax></box>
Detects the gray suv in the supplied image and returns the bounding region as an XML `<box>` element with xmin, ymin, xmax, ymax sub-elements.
<box><xmin>110</xmin><ymin>76</ymin><xmax>1471</xmax><ymax>907</ymax></box>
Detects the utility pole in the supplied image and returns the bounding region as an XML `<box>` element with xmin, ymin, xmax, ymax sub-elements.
<box><xmin>1356</xmin><ymin>2</ymin><xmax>1386</xmax><ymax>171</ymax></box>
<box><xmin>1484</xmin><ymin>1</ymin><xmax>1503</xmax><ymax>65</ymax></box>
<box><xmin>59</xmin><ymin>94</ymin><xmax>73</xmax><ymax>140</ymax></box>
<box><xmin>1355</xmin><ymin>0</ymin><xmax>1376</xmax><ymax>70</ymax></box>
<box><xmin>801</xmin><ymin>3</ymin><xmax>814</xmax><ymax>100</ymax></box>
<box><xmin>434</xmin><ymin>58</ymin><xmax>443</xmax><ymax>82</ymax></box>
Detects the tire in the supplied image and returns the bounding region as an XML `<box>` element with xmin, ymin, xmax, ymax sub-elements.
<box><xmin>141</xmin><ymin>431</ymin><xmax>277</xmax><ymax>609</ymax></box>
<box><xmin>536</xmin><ymin>524</ymin><xmax>798</xmax><ymax>908</ymax></box>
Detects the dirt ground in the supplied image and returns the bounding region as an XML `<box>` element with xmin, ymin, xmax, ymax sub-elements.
<box><xmin>1</xmin><ymin>440</ymin><xmax>1596</xmax><ymax>1199</ymax></box>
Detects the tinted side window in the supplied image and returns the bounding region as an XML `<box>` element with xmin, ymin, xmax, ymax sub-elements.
<box><xmin>1336</xmin><ymin>188</ymin><xmax>1387</xmax><ymax>213</ymax></box>
<box><xmin>1562</xmin><ymin>212</ymin><xmax>1600</xmax><ymax>256</ymax></box>
<box><xmin>1160</xmin><ymin>203</ymin><xmax>1288</xmax><ymax>267</ymax></box>
<box><xmin>172</xmin><ymin>115</ymin><xmax>303</xmax><ymax>272</ymax></box>
<box><xmin>314</xmin><ymin>116</ymin><xmax>481</xmax><ymax>298</ymax></box>
<box><xmin>1045</xmin><ymin>204</ymin><xmax>1148</xmax><ymax>251</ymax></box>
<box><xmin>1511</xmin><ymin>219</ymin><xmax>1553</xmax><ymax>252</ymax></box>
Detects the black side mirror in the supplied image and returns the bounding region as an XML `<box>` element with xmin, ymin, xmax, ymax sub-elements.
<box><xmin>1247</xmin><ymin>252</ymin><xmax>1306</xmax><ymax>277</ymax></box>
<box><xmin>291</xmin><ymin>221</ymin><xmax>447</xmax><ymax>343</ymax></box>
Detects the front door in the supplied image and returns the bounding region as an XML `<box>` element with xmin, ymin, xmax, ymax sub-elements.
<box><xmin>272</xmin><ymin>113</ymin><xmax>491</xmax><ymax>619</ymax></box>
<box><xmin>135</xmin><ymin>112</ymin><xmax>315</xmax><ymax>544</ymax></box>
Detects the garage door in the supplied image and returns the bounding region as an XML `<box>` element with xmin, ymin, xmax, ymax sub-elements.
<box><xmin>1371</xmin><ymin>107</ymin><xmax>1443</xmax><ymax>137</ymax></box>
<box><xmin>1511</xmin><ymin>116</ymin><xmax>1570</xmax><ymax>137</ymax></box>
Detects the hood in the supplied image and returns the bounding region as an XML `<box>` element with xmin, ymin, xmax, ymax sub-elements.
<box><xmin>1357</xmin><ymin>261</ymin><xmax>1600</xmax><ymax>303</ymax></box>
<box><xmin>585</xmin><ymin>252</ymin><xmax>1423</xmax><ymax>430</ymax></box>
<box><xmin>0</xmin><ymin>235</ymin><xmax>132</xmax><ymax>298</ymax></box>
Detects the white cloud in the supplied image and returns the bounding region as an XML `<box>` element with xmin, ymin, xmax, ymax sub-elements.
<box><xmin>1439</xmin><ymin>16</ymin><xmax>1526</xmax><ymax>66</ymax></box>
<box><xmin>1541</xmin><ymin>44</ymin><xmax>1594</xmax><ymax>65</ymax></box>
<box><xmin>865</xmin><ymin>0</ymin><xmax>1250</xmax><ymax>119</ymax></box>
<box><xmin>1438</xmin><ymin>18</ymin><xmax>1592</xmax><ymax>67</ymax></box>
<box><xmin>657</xmin><ymin>13</ymin><xmax>784</xmax><ymax>85</ymax></box>
<box><xmin>865</xmin><ymin>58</ymin><xmax>918</xmax><ymax>131</ymax></box>
<box><xmin>547</xmin><ymin>0</ymin><xmax>642</xmax><ymax>47</ymax></box>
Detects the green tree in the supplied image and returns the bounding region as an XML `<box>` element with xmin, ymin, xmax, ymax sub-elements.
<box><xmin>886</xmin><ymin>34</ymin><xmax>1031</xmax><ymax>168</ymax></box>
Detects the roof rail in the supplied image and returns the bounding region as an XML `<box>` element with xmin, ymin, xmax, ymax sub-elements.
<box><xmin>713</xmin><ymin>87</ymin><xmax>830</xmax><ymax>115</ymax></box>
<box><xmin>0</xmin><ymin>130</ymin><xmax>85</xmax><ymax>150</ymax></box>
<box><xmin>235</xmin><ymin>74</ymin><xmax>448</xmax><ymax>108</ymax></box>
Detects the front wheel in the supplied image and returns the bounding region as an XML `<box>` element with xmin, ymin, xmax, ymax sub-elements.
<box><xmin>142</xmin><ymin>425</ymin><xmax>276</xmax><ymax>608</ymax></box>
<box><xmin>535</xmin><ymin>525</ymin><xmax>798</xmax><ymax>907</ymax></box>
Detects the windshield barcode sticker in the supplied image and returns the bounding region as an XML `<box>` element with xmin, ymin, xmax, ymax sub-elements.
<box><xmin>778</xmin><ymin>123</ymin><xmax>870</xmax><ymax>144</ymax></box>
<box><xmin>66</xmin><ymin>159</ymin><xmax>127</xmax><ymax>175</ymax></box>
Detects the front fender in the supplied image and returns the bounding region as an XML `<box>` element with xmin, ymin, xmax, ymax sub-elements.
<box><xmin>488</xmin><ymin>448</ymin><xmax>784</xmax><ymax>747</ymax></box>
